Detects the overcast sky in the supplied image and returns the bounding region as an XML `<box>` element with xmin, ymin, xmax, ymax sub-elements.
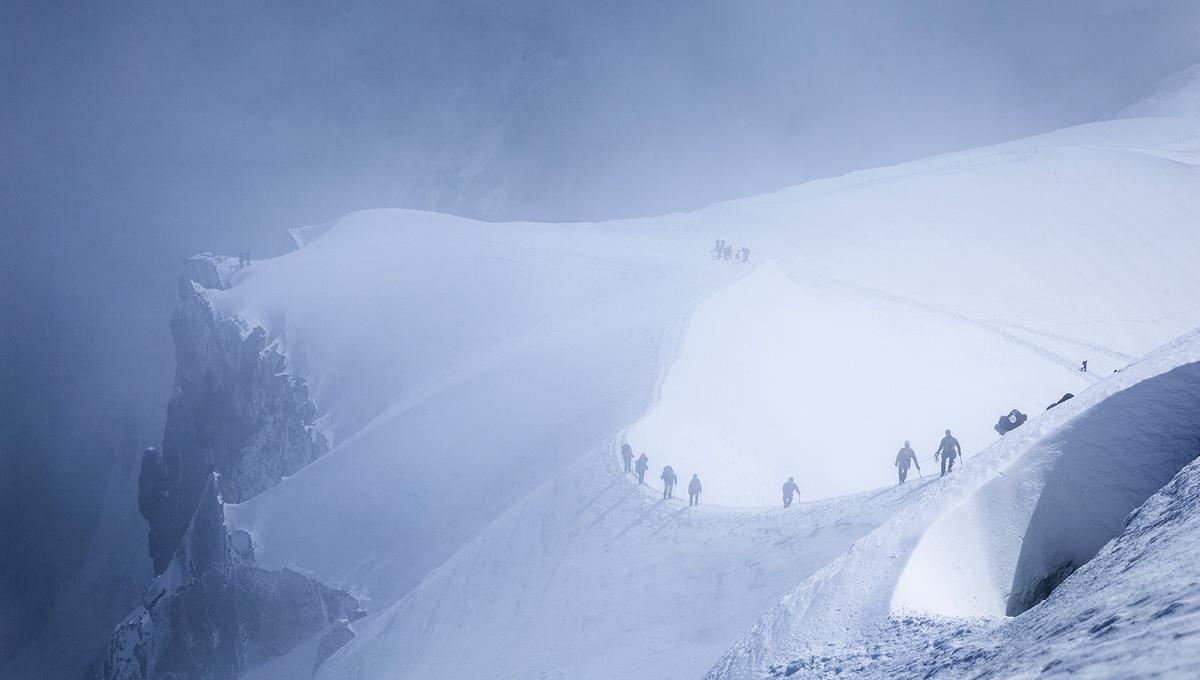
<box><xmin>2</xmin><ymin>0</ymin><xmax>1199</xmax><ymax>657</ymax></box>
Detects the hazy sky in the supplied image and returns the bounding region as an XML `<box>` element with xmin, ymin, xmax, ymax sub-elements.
<box><xmin>2</xmin><ymin>0</ymin><xmax>1199</xmax><ymax>660</ymax></box>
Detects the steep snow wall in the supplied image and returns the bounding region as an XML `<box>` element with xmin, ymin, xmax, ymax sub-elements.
<box><xmin>890</xmin><ymin>360</ymin><xmax>1200</xmax><ymax>618</ymax></box>
<box><xmin>707</xmin><ymin>329</ymin><xmax>1200</xmax><ymax>680</ymax></box>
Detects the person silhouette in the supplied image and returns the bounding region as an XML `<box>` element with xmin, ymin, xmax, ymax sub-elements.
<box><xmin>934</xmin><ymin>429</ymin><xmax>962</xmax><ymax>477</ymax></box>
<box><xmin>895</xmin><ymin>441</ymin><xmax>920</xmax><ymax>484</ymax></box>
<box><xmin>660</xmin><ymin>465</ymin><xmax>677</xmax><ymax>499</ymax></box>
<box><xmin>635</xmin><ymin>453</ymin><xmax>649</xmax><ymax>484</ymax></box>
<box><xmin>782</xmin><ymin>477</ymin><xmax>800</xmax><ymax>507</ymax></box>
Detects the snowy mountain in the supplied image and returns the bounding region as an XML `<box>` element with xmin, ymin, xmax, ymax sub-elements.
<box><xmin>100</xmin><ymin>64</ymin><xmax>1200</xmax><ymax>679</ymax></box>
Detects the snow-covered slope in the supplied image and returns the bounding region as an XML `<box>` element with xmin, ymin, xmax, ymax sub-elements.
<box><xmin>316</xmin><ymin>450</ymin><xmax>918</xmax><ymax>680</ymax></box>
<box><xmin>1107</xmin><ymin>62</ymin><xmax>1200</xmax><ymax>120</ymax></box>
<box><xmin>707</xmin><ymin>330</ymin><xmax>1200</xmax><ymax>679</ymax></box>
<box><xmin>196</xmin><ymin>108</ymin><xmax>1200</xmax><ymax>678</ymax></box>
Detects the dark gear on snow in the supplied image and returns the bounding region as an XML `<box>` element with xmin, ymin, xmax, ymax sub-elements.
<box><xmin>994</xmin><ymin>409</ymin><xmax>1028</xmax><ymax>436</ymax></box>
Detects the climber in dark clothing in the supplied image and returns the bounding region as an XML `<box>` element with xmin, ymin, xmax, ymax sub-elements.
<box><xmin>688</xmin><ymin>474</ymin><xmax>703</xmax><ymax>506</ymax></box>
<box><xmin>635</xmin><ymin>453</ymin><xmax>649</xmax><ymax>484</ymax></box>
<box><xmin>895</xmin><ymin>441</ymin><xmax>920</xmax><ymax>484</ymax></box>
<box><xmin>621</xmin><ymin>443</ymin><xmax>634</xmax><ymax>473</ymax></box>
<box><xmin>934</xmin><ymin>429</ymin><xmax>962</xmax><ymax>477</ymax></box>
<box><xmin>1080</xmin><ymin>360</ymin><xmax>1088</xmax><ymax>373</ymax></box>
<box><xmin>782</xmin><ymin>477</ymin><xmax>800</xmax><ymax>507</ymax></box>
<box><xmin>660</xmin><ymin>465</ymin><xmax>678</xmax><ymax>499</ymax></box>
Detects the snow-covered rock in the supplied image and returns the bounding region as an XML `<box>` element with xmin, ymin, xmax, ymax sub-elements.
<box><xmin>144</xmin><ymin>255</ymin><xmax>329</xmax><ymax>573</ymax></box>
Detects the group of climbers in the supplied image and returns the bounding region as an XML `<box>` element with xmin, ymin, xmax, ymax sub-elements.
<box><xmin>712</xmin><ymin>238</ymin><xmax>751</xmax><ymax>262</ymax></box>
<box><xmin>622</xmin><ymin>443</ymin><xmax>703</xmax><ymax>505</ymax></box>
<box><xmin>894</xmin><ymin>429</ymin><xmax>964</xmax><ymax>484</ymax></box>
<box><xmin>622</xmin><ymin>428</ymin><xmax>962</xmax><ymax>508</ymax></box>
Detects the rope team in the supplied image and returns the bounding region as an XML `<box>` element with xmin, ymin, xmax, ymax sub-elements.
<box><xmin>620</xmin><ymin>428</ymin><xmax>966</xmax><ymax>510</ymax></box>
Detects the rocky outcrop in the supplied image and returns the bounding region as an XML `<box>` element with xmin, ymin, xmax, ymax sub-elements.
<box><xmin>108</xmin><ymin>255</ymin><xmax>354</xmax><ymax>680</ymax></box>
<box><xmin>107</xmin><ymin>476</ymin><xmax>363</xmax><ymax>680</ymax></box>
<box><xmin>142</xmin><ymin>254</ymin><xmax>328</xmax><ymax>574</ymax></box>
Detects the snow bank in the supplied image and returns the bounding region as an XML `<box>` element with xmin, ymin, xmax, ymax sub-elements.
<box><xmin>891</xmin><ymin>360</ymin><xmax>1200</xmax><ymax>618</ymax></box>
<box><xmin>708</xmin><ymin>329</ymin><xmax>1200</xmax><ymax>679</ymax></box>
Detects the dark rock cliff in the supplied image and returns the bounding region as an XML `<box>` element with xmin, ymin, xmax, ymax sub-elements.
<box><xmin>106</xmin><ymin>256</ymin><xmax>359</xmax><ymax>680</ymax></box>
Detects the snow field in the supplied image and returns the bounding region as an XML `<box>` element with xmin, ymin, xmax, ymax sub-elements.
<box><xmin>204</xmin><ymin>92</ymin><xmax>1200</xmax><ymax>679</ymax></box>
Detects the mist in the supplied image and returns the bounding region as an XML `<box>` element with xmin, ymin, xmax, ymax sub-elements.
<box><xmin>3</xmin><ymin>0</ymin><xmax>1200</xmax><ymax>670</ymax></box>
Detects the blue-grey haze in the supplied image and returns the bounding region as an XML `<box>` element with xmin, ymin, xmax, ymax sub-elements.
<box><xmin>2</xmin><ymin>0</ymin><xmax>1198</xmax><ymax>668</ymax></box>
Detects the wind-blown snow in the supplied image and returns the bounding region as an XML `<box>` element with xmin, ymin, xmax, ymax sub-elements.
<box><xmin>1107</xmin><ymin>62</ymin><xmax>1200</xmax><ymax>120</ymax></box>
<box><xmin>200</xmin><ymin>105</ymin><xmax>1200</xmax><ymax>678</ymax></box>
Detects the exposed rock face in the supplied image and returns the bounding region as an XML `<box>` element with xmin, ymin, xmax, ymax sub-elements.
<box><xmin>108</xmin><ymin>255</ymin><xmax>355</xmax><ymax>680</ymax></box>
<box><xmin>107</xmin><ymin>477</ymin><xmax>364</xmax><ymax>680</ymax></box>
<box><xmin>142</xmin><ymin>255</ymin><xmax>328</xmax><ymax>574</ymax></box>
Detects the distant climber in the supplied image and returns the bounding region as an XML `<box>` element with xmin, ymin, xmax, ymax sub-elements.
<box><xmin>895</xmin><ymin>441</ymin><xmax>920</xmax><ymax>484</ymax></box>
<box><xmin>1046</xmin><ymin>393</ymin><xmax>1075</xmax><ymax>410</ymax></box>
<box><xmin>688</xmin><ymin>474</ymin><xmax>703</xmax><ymax>506</ymax></box>
<box><xmin>621</xmin><ymin>443</ymin><xmax>634</xmax><ymax>473</ymax></box>
<box><xmin>1080</xmin><ymin>360</ymin><xmax>1088</xmax><ymax>373</ymax></box>
<box><xmin>994</xmin><ymin>409</ymin><xmax>1028</xmax><ymax>436</ymax></box>
<box><xmin>782</xmin><ymin>477</ymin><xmax>800</xmax><ymax>507</ymax></box>
<box><xmin>739</xmin><ymin>247</ymin><xmax>751</xmax><ymax>262</ymax></box>
<box><xmin>660</xmin><ymin>465</ymin><xmax>678</xmax><ymax>499</ymax></box>
<box><xmin>934</xmin><ymin>429</ymin><xmax>962</xmax><ymax>477</ymax></box>
<box><xmin>713</xmin><ymin>239</ymin><xmax>725</xmax><ymax>260</ymax></box>
<box><xmin>635</xmin><ymin>453</ymin><xmax>649</xmax><ymax>484</ymax></box>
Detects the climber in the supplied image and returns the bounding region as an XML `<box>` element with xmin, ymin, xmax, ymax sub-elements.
<box><xmin>688</xmin><ymin>474</ymin><xmax>703</xmax><ymax>506</ymax></box>
<box><xmin>660</xmin><ymin>465</ymin><xmax>678</xmax><ymax>499</ymax></box>
<box><xmin>782</xmin><ymin>477</ymin><xmax>800</xmax><ymax>507</ymax></box>
<box><xmin>740</xmin><ymin>247</ymin><xmax>751</xmax><ymax>262</ymax></box>
<box><xmin>934</xmin><ymin>429</ymin><xmax>962</xmax><ymax>477</ymax></box>
<box><xmin>635</xmin><ymin>453</ymin><xmax>649</xmax><ymax>485</ymax></box>
<box><xmin>1080</xmin><ymin>360</ymin><xmax>1088</xmax><ymax>373</ymax></box>
<box><xmin>621</xmin><ymin>443</ymin><xmax>634</xmax><ymax>473</ymax></box>
<box><xmin>895</xmin><ymin>441</ymin><xmax>920</xmax><ymax>484</ymax></box>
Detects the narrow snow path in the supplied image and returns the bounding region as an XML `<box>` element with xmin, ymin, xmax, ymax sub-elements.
<box><xmin>318</xmin><ymin>444</ymin><xmax>929</xmax><ymax>680</ymax></box>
